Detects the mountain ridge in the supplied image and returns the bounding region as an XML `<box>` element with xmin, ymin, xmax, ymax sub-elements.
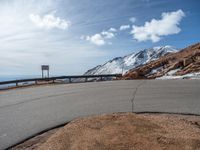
<box><xmin>123</xmin><ymin>43</ymin><xmax>200</xmax><ymax>79</ymax></box>
<box><xmin>84</xmin><ymin>46</ymin><xmax>178</xmax><ymax>75</ymax></box>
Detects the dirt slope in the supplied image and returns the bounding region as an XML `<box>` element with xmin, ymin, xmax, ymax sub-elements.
<box><xmin>35</xmin><ymin>113</ymin><xmax>200</xmax><ymax>150</ymax></box>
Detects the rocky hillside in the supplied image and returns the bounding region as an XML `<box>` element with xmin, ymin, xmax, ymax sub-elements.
<box><xmin>84</xmin><ymin>46</ymin><xmax>178</xmax><ymax>75</ymax></box>
<box><xmin>123</xmin><ymin>43</ymin><xmax>200</xmax><ymax>79</ymax></box>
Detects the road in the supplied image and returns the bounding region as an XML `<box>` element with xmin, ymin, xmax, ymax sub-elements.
<box><xmin>0</xmin><ymin>80</ymin><xmax>200</xmax><ymax>149</ymax></box>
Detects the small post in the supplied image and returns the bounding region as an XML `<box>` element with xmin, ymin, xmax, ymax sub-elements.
<box><xmin>35</xmin><ymin>80</ymin><xmax>37</xmax><ymax>85</ymax></box>
<box><xmin>85</xmin><ymin>77</ymin><xmax>88</xmax><ymax>82</ymax></box>
<box><xmin>100</xmin><ymin>76</ymin><xmax>103</xmax><ymax>81</ymax></box>
<box><xmin>47</xmin><ymin>70</ymin><xmax>49</xmax><ymax>78</ymax></box>
<box><xmin>16</xmin><ymin>82</ymin><xmax>18</xmax><ymax>86</ymax></box>
<box><xmin>69</xmin><ymin>78</ymin><xmax>72</xmax><ymax>83</ymax></box>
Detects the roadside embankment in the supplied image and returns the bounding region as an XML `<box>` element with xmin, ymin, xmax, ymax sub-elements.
<box><xmin>11</xmin><ymin>113</ymin><xmax>200</xmax><ymax>150</ymax></box>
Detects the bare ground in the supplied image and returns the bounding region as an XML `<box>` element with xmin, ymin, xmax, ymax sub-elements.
<box><xmin>11</xmin><ymin>113</ymin><xmax>200</xmax><ymax>150</ymax></box>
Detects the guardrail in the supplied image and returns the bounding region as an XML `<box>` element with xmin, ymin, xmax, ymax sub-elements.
<box><xmin>0</xmin><ymin>74</ymin><xmax>122</xmax><ymax>88</ymax></box>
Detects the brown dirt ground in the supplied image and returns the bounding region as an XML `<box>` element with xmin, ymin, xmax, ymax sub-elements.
<box><xmin>11</xmin><ymin>113</ymin><xmax>200</xmax><ymax>150</ymax></box>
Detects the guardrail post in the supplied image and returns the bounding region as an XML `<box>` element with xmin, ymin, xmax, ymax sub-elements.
<box><xmin>35</xmin><ymin>80</ymin><xmax>37</xmax><ymax>85</ymax></box>
<box><xmin>69</xmin><ymin>78</ymin><xmax>72</xmax><ymax>83</ymax></box>
<box><xmin>16</xmin><ymin>82</ymin><xmax>18</xmax><ymax>86</ymax></box>
<box><xmin>85</xmin><ymin>77</ymin><xmax>88</xmax><ymax>82</ymax></box>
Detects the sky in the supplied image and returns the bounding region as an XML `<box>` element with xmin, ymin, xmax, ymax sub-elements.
<box><xmin>0</xmin><ymin>0</ymin><xmax>199</xmax><ymax>76</ymax></box>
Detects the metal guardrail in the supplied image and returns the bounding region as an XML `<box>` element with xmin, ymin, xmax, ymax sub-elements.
<box><xmin>0</xmin><ymin>74</ymin><xmax>122</xmax><ymax>87</ymax></box>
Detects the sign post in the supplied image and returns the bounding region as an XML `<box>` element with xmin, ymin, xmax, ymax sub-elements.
<box><xmin>41</xmin><ymin>65</ymin><xmax>49</xmax><ymax>78</ymax></box>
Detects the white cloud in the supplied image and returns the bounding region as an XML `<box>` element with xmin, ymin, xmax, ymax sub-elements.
<box><xmin>85</xmin><ymin>34</ymin><xmax>106</xmax><ymax>46</ymax></box>
<box><xmin>101</xmin><ymin>31</ymin><xmax>115</xmax><ymax>39</ymax></box>
<box><xmin>131</xmin><ymin>9</ymin><xmax>185</xmax><ymax>42</ymax></box>
<box><xmin>119</xmin><ymin>25</ymin><xmax>130</xmax><ymax>31</ymax></box>
<box><xmin>29</xmin><ymin>13</ymin><xmax>71</xmax><ymax>30</ymax></box>
<box><xmin>82</xmin><ymin>28</ymin><xmax>116</xmax><ymax>46</ymax></box>
<box><xmin>129</xmin><ymin>17</ymin><xmax>136</xmax><ymax>23</ymax></box>
<box><xmin>108</xmin><ymin>27</ymin><xmax>117</xmax><ymax>32</ymax></box>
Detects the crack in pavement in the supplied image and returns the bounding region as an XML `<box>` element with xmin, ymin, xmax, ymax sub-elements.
<box><xmin>131</xmin><ymin>81</ymin><xmax>146</xmax><ymax>113</ymax></box>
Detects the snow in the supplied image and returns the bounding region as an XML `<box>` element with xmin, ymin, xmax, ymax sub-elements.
<box><xmin>157</xmin><ymin>71</ymin><xmax>200</xmax><ymax>80</ymax></box>
<box><xmin>149</xmin><ymin>66</ymin><xmax>163</xmax><ymax>74</ymax></box>
<box><xmin>166</xmin><ymin>69</ymin><xmax>180</xmax><ymax>76</ymax></box>
<box><xmin>85</xmin><ymin>46</ymin><xmax>178</xmax><ymax>75</ymax></box>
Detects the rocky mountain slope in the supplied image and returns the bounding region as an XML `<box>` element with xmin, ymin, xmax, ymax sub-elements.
<box><xmin>84</xmin><ymin>46</ymin><xmax>178</xmax><ymax>75</ymax></box>
<box><xmin>123</xmin><ymin>43</ymin><xmax>200</xmax><ymax>79</ymax></box>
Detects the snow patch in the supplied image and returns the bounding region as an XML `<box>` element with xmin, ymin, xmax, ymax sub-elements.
<box><xmin>157</xmin><ymin>72</ymin><xmax>200</xmax><ymax>80</ymax></box>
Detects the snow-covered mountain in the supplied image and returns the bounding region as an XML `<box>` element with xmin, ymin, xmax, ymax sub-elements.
<box><xmin>123</xmin><ymin>43</ymin><xmax>200</xmax><ymax>80</ymax></box>
<box><xmin>84</xmin><ymin>46</ymin><xmax>178</xmax><ymax>75</ymax></box>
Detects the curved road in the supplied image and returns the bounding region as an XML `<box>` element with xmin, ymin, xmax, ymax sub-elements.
<box><xmin>0</xmin><ymin>80</ymin><xmax>200</xmax><ymax>149</ymax></box>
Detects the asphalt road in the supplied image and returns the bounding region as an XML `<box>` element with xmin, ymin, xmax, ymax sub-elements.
<box><xmin>0</xmin><ymin>80</ymin><xmax>200</xmax><ymax>149</ymax></box>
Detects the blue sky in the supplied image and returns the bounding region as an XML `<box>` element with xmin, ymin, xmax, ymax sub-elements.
<box><xmin>0</xmin><ymin>0</ymin><xmax>199</xmax><ymax>76</ymax></box>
